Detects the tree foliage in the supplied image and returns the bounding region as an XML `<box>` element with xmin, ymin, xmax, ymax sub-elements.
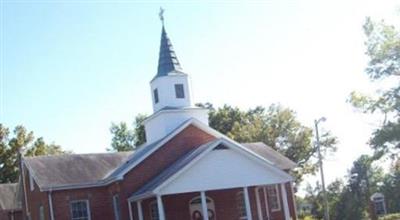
<box><xmin>108</xmin><ymin>114</ymin><xmax>147</xmax><ymax>152</ymax></box>
<box><xmin>303</xmin><ymin>155</ymin><xmax>400</xmax><ymax>220</ymax></box>
<box><xmin>305</xmin><ymin>155</ymin><xmax>390</xmax><ymax>220</ymax></box>
<box><xmin>349</xmin><ymin>17</ymin><xmax>400</xmax><ymax>158</ymax></box>
<box><xmin>115</xmin><ymin>103</ymin><xmax>338</xmax><ymax>183</ymax></box>
<box><xmin>205</xmin><ymin>103</ymin><xmax>337</xmax><ymax>182</ymax></box>
<box><xmin>0</xmin><ymin>124</ymin><xmax>67</xmax><ymax>184</ymax></box>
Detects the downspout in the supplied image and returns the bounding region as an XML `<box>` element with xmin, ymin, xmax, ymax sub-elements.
<box><xmin>48</xmin><ymin>189</ymin><xmax>55</xmax><ymax>220</ymax></box>
<box><xmin>10</xmin><ymin>210</ymin><xmax>15</xmax><ymax>220</ymax></box>
<box><xmin>290</xmin><ymin>182</ymin><xmax>298</xmax><ymax>220</ymax></box>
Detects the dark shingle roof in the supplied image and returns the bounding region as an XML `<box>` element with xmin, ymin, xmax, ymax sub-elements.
<box><xmin>0</xmin><ymin>183</ymin><xmax>21</xmax><ymax>210</ymax></box>
<box><xmin>155</xmin><ymin>26</ymin><xmax>184</xmax><ymax>78</ymax></box>
<box><xmin>241</xmin><ymin>142</ymin><xmax>296</xmax><ymax>170</ymax></box>
<box><xmin>24</xmin><ymin>152</ymin><xmax>131</xmax><ymax>189</ymax></box>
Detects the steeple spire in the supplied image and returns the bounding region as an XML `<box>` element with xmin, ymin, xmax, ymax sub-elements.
<box><xmin>156</xmin><ymin>8</ymin><xmax>183</xmax><ymax>78</ymax></box>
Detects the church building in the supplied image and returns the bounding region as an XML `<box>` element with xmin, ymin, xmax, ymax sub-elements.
<box><xmin>0</xmin><ymin>18</ymin><xmax>298</xmax><ymax>220</ymax></box>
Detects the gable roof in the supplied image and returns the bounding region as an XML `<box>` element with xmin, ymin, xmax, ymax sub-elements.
<box><xmin>23</xmin><ymin>119</ymin><xmax>296</xmax><ymax>192</ymax></box>
<box><xmin>0</xmin><ymin>183</ymin><xmax>21</xmax><ymax>210</ymax></box>
<box><xmin>241</xmin><ymin>142</ymin><xmax>296</xmax><ymax>170</ymax></box>
<box><xmin>129</xmin><ymin>138</ymin><xmax>293</xmax><ymax>201</ymax></box>
<box><xmin>23</xmin><ymin>152</ymin><xmax>131</xmax><ymax>190</ymax></box>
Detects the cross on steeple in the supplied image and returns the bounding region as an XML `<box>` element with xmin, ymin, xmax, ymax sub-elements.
<box><xmin>159</xmin><ymin>7</ymin><xmax>165</xmax><ymax>26</ymax></box>
<box><xmin>155</xmin><ymin>7</ymin><xmax>183</xmax><ymax>78</ymax></box>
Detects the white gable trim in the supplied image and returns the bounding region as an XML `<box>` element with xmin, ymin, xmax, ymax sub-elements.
<box><xmin>129</xmin><ymin>138</ymin><xmax>293</xmax><ymax>201</ymax></box>
<box><xmin>153</xmin><ymin>138</ymin><xmax>293</xmax><ymax>194</ymax></box>
<box><xmin>115</xmin><ymin>118</ymin><xmax>223</xmax><ymax>180</ymax></box>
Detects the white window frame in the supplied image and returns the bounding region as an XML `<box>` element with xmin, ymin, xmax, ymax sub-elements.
<box><xmin>70</xmin><ymin>200</ymin><xmax>91</xmax><ymax>220</ymax></box>
<box><xmin>29</xmin><ymin>173</ymin><xmax>35</xmax><ymax>191</ymax></box>
<box><xmin>149</xmin><ymin>201</ymin><xmax>159</xmax><ymax>220</ymax></box>
<box><xmin>113</xmin><ymin>194</ymin><xmax>121</xmax><ymax>220</ymax></box>
<box><xmin>39</xmin><ymin>205</ymin><xmax>44</xmax><ymax>220</ymax></box>
<box><xmin>267</xmin><ymin>185</ymin><xmax>281</xmax><ymax>212</ymax></box>
<box><xmin>236</xmin><ymin>191</ymin><xmax>248</xmax><ymax>220</ymax></box>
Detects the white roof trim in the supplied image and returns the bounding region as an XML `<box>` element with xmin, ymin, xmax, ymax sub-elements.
<box><xmin>143</xmin><ymin>107</ymin><xmax>208</xmax><ymax>124</ymax></box>
<box><xmin>153</xmin><ymin>138</ymin><xmax>293</xmax><ymax>194</ymax></box>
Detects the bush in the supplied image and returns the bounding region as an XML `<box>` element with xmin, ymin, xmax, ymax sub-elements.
<box><xmin>379</xmin><ymin>213</ymin><xmax>400</xmax><ymax>220</ymax></box>
<box><xmin>298</xmin><ymin>216</ymin><xmax>317</xmax><ymax>220</ymax></box>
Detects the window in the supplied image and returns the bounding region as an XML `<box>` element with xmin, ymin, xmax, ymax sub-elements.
<box><xmin>39</xmin><ymin>205</ymin><xmax>44</xmax><ymax>220</ymax></box>
<box><xmin>236</xmin><ymin>192</ymin><xmax>247</xmax><ymax>220</ymax></box>
<box><xmin>29</xmin><ymin>173</ymin><xmax>35</xmax><ymax>191</ymax></box>
<box><xmin>267</xmin><ymin>185</ymin><xmax>280</xmax><ymax>211</ymax></box>
<box><xmin>154</xmin><ymin>89</ymin><xmax>159</xmax><ymax>104</ymax></box>
<box><xmin>374</xmin><ymin>200</ymin><xmax>386</xmax><ymax>215</ymax></box>
<box><xmin>174</xmin><ymin>84</ymin><xmax>185</xmax><ymax>98</ymax></box>
<box><xmin>113</xmin><ymin>195</ymin><xmax>121</xmax><ymax>220</ymax></box>
<box><xmin>70</xmin><ymin>200</ymin><xmax>90</xmax><ymax>220</ymax></box>
<box><xmin>150</xmin><ymin>201</ymin><xmax>159</xmax><ymax>220</ymax></box>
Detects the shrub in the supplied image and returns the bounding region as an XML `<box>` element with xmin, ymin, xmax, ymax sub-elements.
<box><xmin>379</xmin><ymin>213</ymin><xmax>400</xmax><ymax>220</ymax></box>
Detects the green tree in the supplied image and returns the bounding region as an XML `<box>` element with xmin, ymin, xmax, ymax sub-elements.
<box><xmin>379</xmin><ymin>159</ymin><xmax>400</xmax><ymax>213</ymax></box>
<box><xmin>120</xmin><ymin>103</ymin><xmax>337</xmax><ymax>182</ymax></box>
<box><xmin>333</xmin><ymin>155</ymin><xmax>384</xmax><ymax>220</ymax></box>
<box><xmin>349</xmin><ymin>17</ymin><xmax>400</xmax><ymax>158</ymax></box>
<box><xmin>0</xmin><ymin>124</ymin><xmax>67</xmax><ymax>183</ymax></box>
<box><xmin>302</xmin><ymin>179</ymin><xmax>345</xmax><ymax>220</ymax></box>
<box><xmin>109</xmin><ymin>114</ymin><xmax>147</xmax><ymax>152</ymax></box>
<box><xmin>205</xmin><ymin>104</ymin><xmax>337</xmax><ymax>182</ymax></box>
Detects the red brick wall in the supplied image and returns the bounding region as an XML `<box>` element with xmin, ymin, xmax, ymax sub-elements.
<box><xmin>0</xmin><ymin>210</ymin><xmax>22</xmax><ymax>220</ymax></box>
<box><xmin>22</xmin><ymin>167</ymin><xmax>51</xmax><ymax>220</ymax></box>
<box><xmin>51</xmin><ymin>187</ymin><xmax>115</xmax><ymax>220</ymax></box>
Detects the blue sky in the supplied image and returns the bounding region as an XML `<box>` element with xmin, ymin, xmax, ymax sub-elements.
<box><xmin>1</xmin><ymin>0</ymin><xmax>399</xmax><ymax>189</ymax></box>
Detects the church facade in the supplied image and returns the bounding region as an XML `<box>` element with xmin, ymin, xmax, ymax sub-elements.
<box><xmin>0</xmin><ymin>23</ymin><xmax>298</xmax><ymax>220</ymax></box>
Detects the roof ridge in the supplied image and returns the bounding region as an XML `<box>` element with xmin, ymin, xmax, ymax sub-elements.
<box><xmin>24</xmin><ymin>151</ymin><xmax>133</xmax><ymax>160</ymax></box>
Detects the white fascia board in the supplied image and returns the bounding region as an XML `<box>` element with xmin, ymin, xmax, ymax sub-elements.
<box><xmin>143</xmin><ymin>108</ymin><xmax>208</xmax><ymax>125</ymax></box>
<box><xmin>128</xmin><ymin>192</ymin><xmax>156</xmax><ymax>202</ymax></box>
<box><xmin>218</xmin><ymin>138</ymin><xmax>294</xmax><ymax>181</ymax></box>
<box><xmin>21</xmin><ymin>159</ymin><xmax>44</xmax><ymax>192</ymax></box>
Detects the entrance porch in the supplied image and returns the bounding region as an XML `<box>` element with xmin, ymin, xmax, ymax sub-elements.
<box><xmin>127</xmin><ymin>138</ymin><xmax>297</xmax><ymax>220</ymax></box>
<box><xmin>128</xmin><ymin>183</ymin><xmax>296</xmax><ymax>220</ymax></box>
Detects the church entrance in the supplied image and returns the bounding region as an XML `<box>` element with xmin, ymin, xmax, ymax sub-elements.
<box><xmin>189</xmin><ymin>196</ymin><xmax>216</xmax><ymax>220</ymax></box>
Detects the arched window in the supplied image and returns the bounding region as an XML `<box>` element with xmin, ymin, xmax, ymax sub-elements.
<box><xmin>189</xmin><ymin>196</ymin><xmax>216</xmax><ymax>220</ymax></box>
<box><xmin>149</xmin><ymin>201</ymin><xmax>159</xmax><ymax>220</ymax></box>
<box><xmin>236</xmin><ymin>192</ymin><xmax>247</xmax><ymax>220</ymax></box>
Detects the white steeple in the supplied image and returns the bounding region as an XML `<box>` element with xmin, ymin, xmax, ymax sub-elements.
<box><xmin>143</xmin><ymin>13</ymin><xmax>209</xmax><ymax>143</ymax></box>
<box><xmin>150</xmin><ymin>25</ymin><xmax>192</xmax><ymax>112</ymax></box>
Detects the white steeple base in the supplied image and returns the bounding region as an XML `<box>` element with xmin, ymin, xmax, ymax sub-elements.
<box><xmin>144</xmin><ymin>107</ymin><xmax>209</xmax><ymax>143</ymax></box>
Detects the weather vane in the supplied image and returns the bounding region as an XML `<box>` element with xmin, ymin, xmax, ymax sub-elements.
<box><xmin>159</xmin><ymin>7</ymin><xmax>165</xmax><ymax>25</ymax></box>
